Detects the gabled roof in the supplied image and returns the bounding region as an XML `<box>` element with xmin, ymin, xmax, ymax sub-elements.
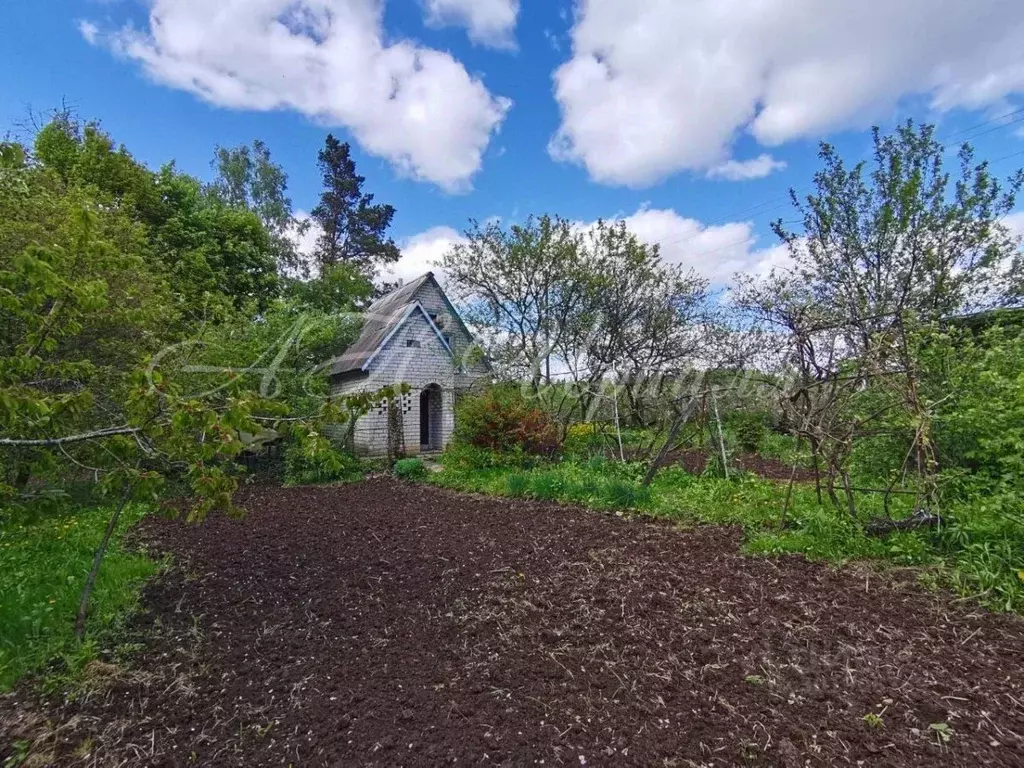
<box><xmin>330</xmin><ymin>274</ymin><xmax>454</xmax><ymax>375</ymax></box>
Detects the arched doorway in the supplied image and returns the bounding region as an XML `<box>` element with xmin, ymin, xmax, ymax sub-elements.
<box><xmin>419</xmin><ymin>384</ymin><xmax>443</xmax><ymax>451</ymax></box>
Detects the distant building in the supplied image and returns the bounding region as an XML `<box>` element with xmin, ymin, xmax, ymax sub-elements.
<box><xmin>329</xmin><ymin>272</ymin><xmax>489</xmax><ymax>456</ymax></box>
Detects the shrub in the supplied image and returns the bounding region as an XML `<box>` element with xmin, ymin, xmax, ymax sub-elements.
<box><xmin>731</xmin><ymin>412</ymin><xmax>769</xmax><ymax>453</ymax></box>
<box><xmin>394</xmin><ymin>458</ymin><xmax>427</xmax><ymax>480</ymax></box>
<box><xmin>455</xmin><ymin>387</ymin><xmax>561</xmax><ymax>458</ymax></box>
<box><xmin>284</xmin><ymin>437</ymin><xmax>361</xmax><ymax>486</ymax></box>
<box><xmin>564</xmin><ymin>422</ymin><xmax>607</xmax><ymax>457</ymax></box>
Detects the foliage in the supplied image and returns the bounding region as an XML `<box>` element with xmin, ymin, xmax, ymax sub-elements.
<box><xmin>210</xmin><ymin>139</ymin><xmax>300</xmax><ymax>273</ymax></box>
<box><xmin>442</xmin><ymin>216</ymin><xmax>712</xmax><ymax>406</ymax></box>
<box><xmin>0</xmin><ymin>502</ymin><xmax>158</xmax><ymax>690</ymax></box>
<box><xmin>454</xmin><ymin>386</ymin><xmax>561</xmax><ymax>459</ymax></box>
<box><xmin>1</xmin><ymin>113</ymin><xmax>391</xmax><ymax>655</ymax></box>
<box><xmin>394</xmin><ymin>457</ymin><xmax>427</xmax><ymax>480</ymax></box>
<box><xmin>309</xmin><ymin>135</ymin><xmax>399</xmax><ymax>277</ymax></box>
<box><xmin>730</xmin><ymin>412</ymin><xmax>769</xmax><ymax>453</ymax></box>
<box><xmin>283</xmin><ymin>433</ymin><xmax>362</xmax><ymax>487</ymax></box>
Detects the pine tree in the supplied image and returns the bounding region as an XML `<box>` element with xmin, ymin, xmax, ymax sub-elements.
<box><xmin>310</xmin><ymin>135</ymin><xmax>400</xmax><ymax>276</ymax></box>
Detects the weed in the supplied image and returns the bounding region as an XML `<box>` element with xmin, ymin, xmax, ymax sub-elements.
<box><xmin>529</xmin><ymin>472</ymin><xmax>562</xmax><ymax>500</ymax></box>
<box><xmin>602</xmin><ymin>480</ymin><xmax>651</xmax><ymax>510</ymax></box>
<box><xmin>861</xmin><ymin>712</ymin><xmax>884</xmax><ymax>728</ymax></box>
<box><xmin>929</xmin><ymin>722</ymin><xmax>954</xmax><ymax>746</ymax></box>
<box><xmin>506</xmin><ymin>473</ymin><xmax>530</xmax><ymax>498</ymax></box>
<box><xmin>744</xmin><ymin>674</ymin><xmax>766</xmax><ymax>686</ymax></box>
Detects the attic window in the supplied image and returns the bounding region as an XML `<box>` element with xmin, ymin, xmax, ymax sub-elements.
<box><xmin>406</xmin><ymin>339</ymin><xmax>421</xmax><ymax>348</ymax></box>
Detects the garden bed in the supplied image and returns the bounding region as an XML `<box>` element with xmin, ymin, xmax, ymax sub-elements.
<box><xmin>3</xmin><ymin>478</ymin><xmax>1023</xmax><ymax>766</ymax></box>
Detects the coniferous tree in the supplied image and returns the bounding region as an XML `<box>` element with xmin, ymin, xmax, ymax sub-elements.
<box><xmin>310</xmin><ymin>135</ymin><xmax>400</xmax><ymax>277</ymax></box>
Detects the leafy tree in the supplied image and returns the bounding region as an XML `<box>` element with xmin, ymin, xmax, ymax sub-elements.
<box><xmin>773</xmin><ymin>120</ymin><xmax>1023</xmax><ymax>352</ymax></box>
<box><xmin>442</xmin><ymin>215</ymin><xmax>589</xmax><ymax>389</ymax></box>
<box><xmin>283</xmin><ymin>262</ymin><xmax>374</xmax><ymax>314</ymax></box>
<box><xmin>738</xmin><ymin>121</ymin><xmax>1024</xmax><ymax>520</ymax></box>
<box><xmin>153</xmin><ymin>168</ymin><xmax>280</xmax><ymax>316</ymax></box>
<box><xmin>0</xmin><ymin>118</ymin><xmax>379</xmax><ymax>638</ymax></box>
<box><xmin>210</xmin><ymin>140</ymin><xmax>302</xmax><ymax>273</ymax></box>
<box><xmin>310</xmin><ymin>135</ymin><xmax>400</xmax><ymax>276</ymax></box>
<box><xmin>559</xmin><ymin>220</ymin><xmax>711</xmax><ymax>423</ymax></box>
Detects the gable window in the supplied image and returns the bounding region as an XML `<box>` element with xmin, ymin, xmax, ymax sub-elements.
<box><xmin>406</xmin><ymin>339</ymin><xmax>421</xmax><ymax>348</ymax></box>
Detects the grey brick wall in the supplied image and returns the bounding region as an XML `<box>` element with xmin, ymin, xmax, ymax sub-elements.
<box><xmin>411</xmin><ymin>281</ymin><xmax>490</xmax><ymax>390</ymax></box>
<box><xmin>330</xmin><ymin>309</ymin><xmax>459</xmax><ymax>456</ymax></box>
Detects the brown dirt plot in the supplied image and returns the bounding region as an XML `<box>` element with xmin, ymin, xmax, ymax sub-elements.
<box><xmin>2</xmin><ymin>478</ymin><xmax>1023</xmax><ymax>766</ymax></box>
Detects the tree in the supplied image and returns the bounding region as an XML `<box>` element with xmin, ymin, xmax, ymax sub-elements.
<box><xmin>154</xmin><ymin>168</ymin><xmax>280</xmax><ymax>316</ymax></box>
<box><xmin>442</xmin><ymin>215</ymin><xmax>589</xmax><ymax>390</ymax></box>
<box><xmin>558</xmin><ymin>220</ymin><xmax>711</xmax><ymax>424</ymax></box>
<box><xmin>739</xmin><ymin>121</ymin><xmax>1024</xmax><ymax>521</ymax></box>
<box><xmin>310</xmin><ymin>135</ymin><xmax>399</xmax><ymax>276</ymax></box>
<box><xmin>30</xmin><ymin>116</ymin><xmax>280</xmax><ymax>320</ymax></box>
<box><xmin>211</xmin><ymin>140</ymin><xmax>302</xmax><ymax>273</ymax></box>
<box><xmin>773</xmin><ymin>120</ymin><xmax>1023</xmax><ymax>354</ymax></box>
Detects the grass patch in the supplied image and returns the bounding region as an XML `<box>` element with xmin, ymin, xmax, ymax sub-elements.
<box><xmin>0</xmin><ymin>503</ymin><xmax>159</xmax><ymax>691</ymax></box>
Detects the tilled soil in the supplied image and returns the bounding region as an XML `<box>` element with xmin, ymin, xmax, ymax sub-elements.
<box><xmin>3</xmin><ymin>478</ymin><xmax>1024</xmax><ymax>766</ymax></box>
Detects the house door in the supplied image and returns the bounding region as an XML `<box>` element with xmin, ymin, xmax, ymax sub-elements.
<box><xmin>419</xmin><ymin>389</ymin><xmax>430</xmax><ymax>448</ymax></box>
<box><xmin>419</xmin><ymin>384</ymin><xmax>442</xmax><ymax>451</ymax></box>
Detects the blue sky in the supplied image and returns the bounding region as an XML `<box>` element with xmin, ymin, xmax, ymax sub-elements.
<box><xmin>3</xmin><ymin>0</ymin><xmax>1024</xmax><ymax>284</ymax></box>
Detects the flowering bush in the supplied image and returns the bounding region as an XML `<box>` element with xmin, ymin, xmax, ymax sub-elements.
<box><xmin>454</xmin><ymin>387</ymin><xmax>561</xmax><ymax>459</ymax></box>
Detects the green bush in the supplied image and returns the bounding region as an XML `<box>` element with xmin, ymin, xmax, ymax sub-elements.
<box><xmin>283</xmin><ymin>437</ymin><xmax>362</xmax><ymax>486</ymax></box>
<box><xmin>394</xmin><ymin>458</ymin><xmax>427</xmax><ymax>480</ymax></box>
<box><xmin>731</xmin><ymin>412</ymin><xmax>769</xmax><ymax>453</ymax></box>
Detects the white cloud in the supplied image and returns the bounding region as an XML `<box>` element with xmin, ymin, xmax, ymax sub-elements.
<box><xmin>593</xmin><ymin>207</ymin><xmax>791</xmax><ymax>284</ymax></box>
<box><xmin>1005</xmin><ymin>211</ymin><xmax>1024</xmax><ymax>243</ymax></box>
<box><xmin>389</xmin><ymin>225</ymin><xmax>466</xmax><ymax>284</ymax></box>
<box><xmin>82</xmin><ymin>0</ymin><xmax>510</xmax><ymax>191</ymax></box>
<box><xmin>78</xmin><ymin>20</ymin><xmax>99</xmax><ymax>45</ymax></box>
<box><xmin>708</xmin><ymin>154</ymin><xmax>787</xmax><ymax>182</ymax></box>
<box><xmin>551</xmin><ymin>0</ymin><xmax>1024</xmax><ymax>187</ymax></box>
<box><xmin>422</xmin><ymin>0</ymin><xmax>519</xmax><ymax>49</ymax></box>
<box><xmin>288</xmin><ymin>211</ymin><xmax>321</xmax><ymax>259</ymax></box>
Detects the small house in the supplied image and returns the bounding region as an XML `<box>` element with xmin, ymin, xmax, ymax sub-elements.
<box><xmin>329</xmin><ymin>272</ymin><xmax>488</xmax><ymax>456</ymax></box>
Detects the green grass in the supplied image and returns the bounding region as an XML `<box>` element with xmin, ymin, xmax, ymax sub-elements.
<box><xmin>0</xmin><ymin>503</ymin><xmax>159</xmax><ymax>691</ymax></box>
<box><xmin>429</xmin><ymin>450</ymin><xmax>1024</xmax><ymax>614</ymax></box>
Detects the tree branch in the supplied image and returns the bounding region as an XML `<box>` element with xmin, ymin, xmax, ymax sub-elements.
<box><xmin>0</xmin><ymin>426</ymin><xmax>140</xmax><ymax>448</ymax></box>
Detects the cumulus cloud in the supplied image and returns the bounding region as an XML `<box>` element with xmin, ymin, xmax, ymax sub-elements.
<box><xmin>422</xmin><ymin>0</ymin><xmax>519</xmax><ymax>49</ymax></box>
<box><xmin>590</xmin><ymin>207</ymin><xmax>790</xmax><ymax>284</ymax></box>
<box><xmin>388</xmin><ymin>226</ymin><xmax>466</xmax><ymax>284</ymax></box>
<box><xmin>552</xmin><ymin>0</ymin><xmax>1024</xmax><ymax>187</ymax></box>
<box><xmin>708</xmin><ymin>154</ymin><xmax>787</xmax><ymax>182</ymax></box>
<box><xmin>77</xmin><ymin>20</ymin><xmax>99</xmax><ymax>45</ymax></box>
<box><xmin>82</xmin><ymin>0</ymin><xmax>510</xmax><ymax>191</ymax></box>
